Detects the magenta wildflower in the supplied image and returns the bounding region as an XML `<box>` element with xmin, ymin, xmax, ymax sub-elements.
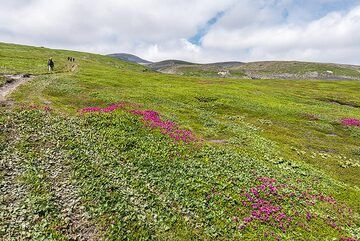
<box><xmin>238</xmin><ymin>225</ymin><xmax>245</xmax><ymax>230</ymax></box>
<box><xmin>239</xmin><ymin>178</ymin><xmax>290</xmax><ymax>231</ymax></box>
<box><xmin>237</xmin><ymin>177</ymin><xmax>353</xmax><ymax>235</ymax></box>
<box><xmin>340</xmin><ymin>237</ymin><xmax>357</xmax><ymax>241</ymax></box>
<box><xmin>79</xmin><ymin>103</ymin><xmax>196</xmax><ymax>142</ymax></box>
<box><xmin>306</xmin><ymin>212</ymin><xmax>312</xmax><ymax>221</ymax></box>
<box><xmin>43</xmin><ymin>106</ymin><xmax>52</xmax><ymax>112</ymax></box>
<box><xmin>243</xmin><ymin>217</ymin><xmax>252</xmax><ymax>223</ymax></box>
<box><xmin>130</xmin><ymin>109</ymin><xmax>196</xmax><ymax>142</ymax></box>
<box><xmin>341</xmin><ymin>118</ymin><xmax>360</xmax><ymax>127</ymax></box>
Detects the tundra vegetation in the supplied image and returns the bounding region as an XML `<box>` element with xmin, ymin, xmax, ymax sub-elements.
<box><xmin>146</xmin><ymin>60</ymin><xmax>360</xmax><ymax>80</ymax></box>
<box><xmin>0</xmin><ymin>42</ymin><xmax>359</xmax><ymax>240</ymax></box>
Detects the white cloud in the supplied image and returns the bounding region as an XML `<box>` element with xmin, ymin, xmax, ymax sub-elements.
<box><xmin>202</xmin><ymin>4</ymin><xmax>360</xmax><ymax>63</ymax></box>
<box><xmin>0</xmin><ymin>0</ymin><xmax>233</xmax><ymax>50</ymax></box>
<box><xmin>139</xmin><ymin>39</ymin><xmax>202</xmax><ymax>62</ymax></box>
<box><xmin>0</xmin><ymin>0</ymin><xmax>360</xmax><ymax>64</ymax></box>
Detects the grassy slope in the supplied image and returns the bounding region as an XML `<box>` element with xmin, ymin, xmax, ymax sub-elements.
<box><xmin>153</xmin><ymin>64</ymin><xmax>246</xmax><ymax>78</ymax></box>
<box><xmin>234</xmin><ymin>61</ymin><xmax>360</xmax><ymax>77</ymax></box>
<box><xmin>153</xmin><ymin>61</ymin><xmax>360</xmax><ymax>79</ymax></box>
<box><xmin>1</xmin><ymin>42</ymin><xmax>359</xmax><ymax>240</ymax></box>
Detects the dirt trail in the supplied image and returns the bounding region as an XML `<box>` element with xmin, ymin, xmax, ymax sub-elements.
<box><xmin>0</xmin><ymin>74</ymin><xmax>34</xmax><ymax>102</ymax></box>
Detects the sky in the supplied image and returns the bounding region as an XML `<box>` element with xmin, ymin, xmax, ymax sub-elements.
<box><xmin>1</xmin><ymin>0</ymin><xmax>360</xmax><ymax>64</ymax></box>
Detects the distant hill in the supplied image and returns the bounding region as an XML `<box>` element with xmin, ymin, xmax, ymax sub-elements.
<box><xmin>107</xmin><ymin>52</ymin><xmax>360</xmax><ymax>80</ymax></box>
<box><xmin>147</xmin><ymin>60</ymin><xmax>196</xmax><ymax>71</ymax></box>
<box><xmin>107</xmin><ymin>53</ymin><xmax>152</xmax><ymax>64</ymax></box>
<box><xmin>148</xmin><ymin>60</ymin><xmax>360</xmax><ymax>80</ymax></box>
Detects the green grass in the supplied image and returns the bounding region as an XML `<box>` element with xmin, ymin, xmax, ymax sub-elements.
<box><xmin>1</xmin><ymin>42</ymin><xmax>359</xmax><ymax>240</ymax></box>
<box><xmin>153</xmin><ymin>61</ymin><xmax>360</xmax><ymax>79</ymax></box>
<box><xmin>231</xmin><ymin>61</ymin><xmax>360</xmax><ymax>77</ymax></box>
<box><xmin>174</xmin><ymin>65</ymin><xmax>247</xmax><ymax>78</ymax></box>
<box><xmin>0</xmin><ymin>76</ymin><xmax>6</xmax><ymax>87</ymax></box>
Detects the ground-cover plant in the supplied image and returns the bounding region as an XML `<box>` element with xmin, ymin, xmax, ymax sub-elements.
<box><xmin>1</xmin><ymin>108</ymin><xmax>358</xmax><ymax>240</ymax></box>
<box><xmin>130</xmin><ymin>109</ymin><xmax>195</xmax><ymax>142</ymax></box>
<box><xmin>1</xmin><ymin>42</ymin><xmax>360</xmax><ymax>240</ymax></box>
<box><xmin>79</xmin><ymin>102</ymin><xmax>130</xmax><ymax>113</ymax></box>
<box><xmin>341</xmin><ymin>118</ymin><xmax>360</xmax><ymax>127</ymax></box>
<box><xmin>79</xmin><ymin>103</ymin><xmax>196</xmax><ymax>142</ymax></box>
<box><xmin>6</xmin><ymin>41</ymin><xmax>360</xmax><ymax>189</ymax></box>
<box><xmin>236</xmin><ymin>177</ymin><xmax>354</xmax><ymax>239</ymax></box>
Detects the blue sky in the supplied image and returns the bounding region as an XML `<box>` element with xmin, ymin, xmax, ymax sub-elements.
<box><xmin>189</xmin><ymin>0</ymin><xmax>360</xmax><ymax>46</ymax></box>
<box><xmin>188</xmin><ymin>11</ymin><xmax>226</xmax><ymax>45</ymax></box>
<box><xmin>285</xmin><ymin>0</ymin><xmax>359</xmax><ymax>21</ymax></box>
<box><xmin>1</xmin><ymin>0</ymin><xmax>360</xmax><ymax>64</ymax></box>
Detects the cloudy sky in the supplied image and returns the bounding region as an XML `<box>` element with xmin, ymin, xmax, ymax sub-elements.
<box><xmin>1</xmin><ymin>0</ymin><xmax>360</xmax><ymax>64</ymax></box>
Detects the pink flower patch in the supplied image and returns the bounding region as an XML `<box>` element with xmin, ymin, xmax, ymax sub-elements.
<box><xmin>235</xmin><ymin>177</ymin><xmax>351</xmax><ymax>236</ymax></box>
<box><xmin>130</xmin><ymin>109</ymin><xmax>196</xmax><ymax>142</ymax></box>
<box><xmin>340</xmin><ymin>237</ymin><xmax>357</xmax><ymax>241</ymax></box>
<box><xmin>341</xmin><ymin>118</ymin><xmax>360</xmax><ymax>127</ymax></box>
<box><xmin>79</xmin><ymin>103</ymin><xmax>196</xmax><ymax>143</ymax></box>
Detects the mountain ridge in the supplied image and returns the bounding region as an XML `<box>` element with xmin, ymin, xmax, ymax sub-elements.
<box><xmin>107</xmin><ymin>53</ymin><xmax>152</xmax><ymax>64</ymax></box>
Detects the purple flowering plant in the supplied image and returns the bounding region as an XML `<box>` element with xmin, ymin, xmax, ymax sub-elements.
<box><xmin>79</xmin><ymin>103</ymin><xmax>196</xmax><ymax>142</ymax></box>
<box><xmin>216</xmin><ymin>176</ymin><xmax>356</xmax><ymax>239</ymax></box>
<box><xmin>341</xmin><ymin>118</ymin><xmax>360</xmax><ymax>127</ymax></box>
<box><xmin>130</xmin><ymin>109</ymin><xmax>196</xmax><ymax>142</ymax></box>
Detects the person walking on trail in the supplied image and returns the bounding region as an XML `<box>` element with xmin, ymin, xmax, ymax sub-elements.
<box><xmin>48</xmin><ymin>57</ymin><xmax>54</xmax><ymax>72</ymax></box>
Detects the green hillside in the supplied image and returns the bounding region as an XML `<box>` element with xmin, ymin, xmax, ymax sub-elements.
<box><xmin>149</xmin><ymin>60</ymin><xmax>360</xmax><ymax>80</ymax></box>
<box><xmin>0</xmin><ymin>42</ymin><xmax>359</xmax><ymax>240</ymax></box>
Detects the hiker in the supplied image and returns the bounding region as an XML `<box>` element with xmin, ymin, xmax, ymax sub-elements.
<box><xmin>48</xmin><ymin>57</ymin><xmax>54</xmax><ymax>72</ymax></box>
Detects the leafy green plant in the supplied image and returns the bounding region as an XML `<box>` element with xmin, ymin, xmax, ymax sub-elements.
<box><xmin>1</xmin><ymin>42</ymin><xmax>359</xmax><ymax>240</ymax></box>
